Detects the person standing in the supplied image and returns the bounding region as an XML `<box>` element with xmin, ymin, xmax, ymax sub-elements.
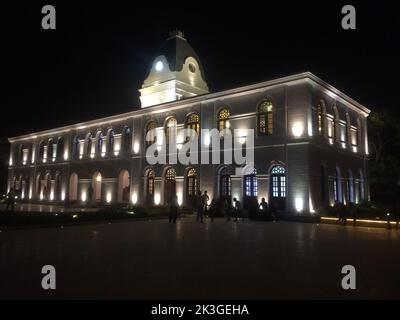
<box><xmin>196</xmin><ymin>190</ymin><xmax>203</xmax><ymax>223</ymax></box>
<box><xmin>208</xmin><ymin>199</ymin><xmax>217</xmax><ymax>222</ymax></box>
<box><xmin>201</xmin><ymin>190</ymin><xmax>209</xmax><ymax>217</ymax></box>
<box><xmin>233</xmin><ymin>198</ymin><xmax>242</xmax><ymax>222</ymax></box>
<box><xmin>88</xmin><ymin>184</ymin><xmax>94</xmax><ymax>204</ymax></box>
<box><xmin>169</xmin><ymin>194</ymin><xmax>179</xmax><ymax>224</ymax></box>
<box><xmin>6</xmin><ymin>188</ymin><xmax>16</xmax><ymax>212</ymax></box>
<box><xmin>259</xmin><ymin>198</ymin><xmax>268</xmax><ymax>219</ymax></box>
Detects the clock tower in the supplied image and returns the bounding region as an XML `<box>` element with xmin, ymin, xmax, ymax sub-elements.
<box><xmin>139</xmin><ymin>31</ymin><xmax>209</xmax><ymax>108</ymax></box>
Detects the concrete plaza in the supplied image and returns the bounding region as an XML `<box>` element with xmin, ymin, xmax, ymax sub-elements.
<box><xmin>0</xmin><ymin>217</ymin><xmax>399</xmax><ymax>299</ymax></box>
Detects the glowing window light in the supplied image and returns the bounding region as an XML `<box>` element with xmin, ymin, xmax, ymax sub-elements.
<box><xmin>225</xmin><ymin>120</ymin><xmax>231</xmax><ymax>129</ymax></box>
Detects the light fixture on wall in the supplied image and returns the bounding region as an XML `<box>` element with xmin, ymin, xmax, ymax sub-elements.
<box><xmin>61</xmin><ymin>191</ymin><xmax>66</xmax><ymax>201</ymax></box>
<box><xmin>154</xmin><ymin>193</ymin><xmax>161</xmax><ymax>205</ymax></box>
<box><xmin>50</xmin><ymin>191</ymin><xmax>54</xmax><ymax>201</ymax></box>
<box><xmin>64</xmin><ymin>151</ymin><xmax>69</xmax><ymax>161</ymax></box>
<box><xmin>106</xmin><ymin>192</ymin><xmax>112</xmax><ymax>204</ymax></box>
<box><xmin>177</xmin><ymin>192</ymin><xmax>183</xmax><ymax>206</ymax></box>
<box><xmin>292</xmin><ymin>122</ymin><xmax>304</xmax><ymax>138</ymax></box>
<box><xmin>295</xmin><ymin>197</ymin><xmax>304</xmax><ymax>213</ymax></box>
<box><xmin>81</xmin><ymin>192</ymin><xmax>87</xmax><ymax>202</ymax></box>
<box><xmin>238</xmin><ymin>136</ymin><xmax>246</xmax><ymax>145</ymax></box>
<box><xmin>131</xmin><ymin>193</ymin><xmax>138</xmax><ymax>205</ymax></box>
<box><xmin>204</xmin><ymin>134</ymin><xmax>211</xmax><ymax>146</ymax></box>
<box><xmin>133</xmin><ymin>142</ymin><xmax>140</xmax><ymax>154</ymax></box>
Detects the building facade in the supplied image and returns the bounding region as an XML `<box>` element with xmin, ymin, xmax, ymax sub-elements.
<box><xmin>7</xmin><ymin>32</ymin><xmax>370</xmax><ymax>217</ymax></box>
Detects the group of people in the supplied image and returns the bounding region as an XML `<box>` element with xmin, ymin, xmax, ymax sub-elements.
<box><xmin>335</xmin><ymin>201</ymin><xmax>399</xmax><ymax>230</ymax></box>
<box><xmin>167</xmin><ymin>190</ymin><xmax>278</xmax><ymax>224</ymax></box>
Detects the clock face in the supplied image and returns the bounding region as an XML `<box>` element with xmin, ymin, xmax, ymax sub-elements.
<box><xmin>155</xmin><ymin>61</ymin><xmax>163</xmax><ymax>71</ymax></box>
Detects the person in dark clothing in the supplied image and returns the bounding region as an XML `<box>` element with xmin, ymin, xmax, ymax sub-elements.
<box><xmin>208</xmin><ymin>198</ymin><xmax>217</xmax><ymax>222</ymax></box>
<box><xmin>348</xmin><ymin>202</ymin><xmax>356</xmax><ymax>226</ymax></box>
<box><xmin>169</xmin><ymin>194</ymin><xmax>179</xmax><ymax>224</ymax></box>
<box><xmin>196</xmin><ymin>190</ymin><xmax>203</xmax><ymax>223</ymax></box>
<box><xmin>259</xmin><ymin>198</ymin><xmax>268</xmax><ymax>219</ymax></box>
<box><xmin>224</xmin><ymin>199</ymin><xmax>232</xmax><ymax>221</ymax></box>
<box><xmin>201</xmin><ymin>191</ymin><xmax>210</xmax><ymax>212</ymax></box>
<box><xmin>88</xmin><ymin>184</ymin><xmax>94</xmax><ymax>204</ymax></box>
<box><xmin>233</xmin><ymin>198</ymin><xmax>243</xmax><ymax>222</ymax></box>
<box><xmin>6</xmin><ymin>188</ymin><xmax>16</xmax><ymax>212</ymax></box>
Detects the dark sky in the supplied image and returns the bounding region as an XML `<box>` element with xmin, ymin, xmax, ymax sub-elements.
<box><xmin>2</xmin><ymin>1</ymin><xmax>400</xmax><ymax>139</ymax></box>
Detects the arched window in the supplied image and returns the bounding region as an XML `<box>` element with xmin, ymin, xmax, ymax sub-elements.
<box><xmin>85</xmin><ymin>133</ymin><xmax>93</xmax><ymax>158</ymax></box>
<box><xmin>96</xmin><ymin>132</ymin><xmax>104</xmax><ymax>156</ymax></box>
<box><xmin>92</xmin><ymin>172</ymin><xmax>102</xmax><ymax>201</ymax></box>
<box><xmin>333</xmin><ymin>106</ymin><xmax>339</xmax><ymax>143</ymax></box>
<box><xmin>164</xmin><ymin>167</ymin><xmax>177</xmax><ymax>204</ymax></box>
<box><xmin>270</xmin><ymin>165</ymin><xmax>286</xmax><ymax>212</ymax></box>
<box><xmin>348</xmin><ymin>170</ymin><xmax>354</xmax><ymax>204</ymax></box>
<box><xmin>257</xmin><ymin>101</ymin><xmax>273</xmax><ymax>135</ymax></box>
<box><xmin>145</xmin><ymin>121</ymin><xmax>157</xmax><ymax>147</ymax></box>
<box><xmin>217</xmin><ymin>108</ymin><xmax>230</xmax><ymax>132</ymax></box>
<box><xmin>334</xmin><ymin>167</ymin><xmax>341</xmax><ymax>203</ymax></box>
<box><xmin>48</xmin><ymin>139</ymin><xmax>54</xmax><ymax>162</ymax></box>
<box><xmin>146</xmin><ymin>169</ymin><xmax>155</xmax><ymax>205</ymax></box>
<box><xmin>359</xmin><ymin>169</ymin><xmax>365</xmax><ymax>202</ymax></box>
<box><xmin>185</xmin><ymin>113</ymin><xmax>200</xmax><ymax>135</ymax></box>
<box><xmin>346</xmin><ymin>113</ymin><xmax>351</xmax><ymax>145</ymax></box>
<box><xmin>219</xmin><ymin>167</ymin><xmax>232</xmax><ymax>200</ymax></box>
<box><xmin>56</xmin><ymin>138</ymin><xmax>64</xmax><ymax>161</ymax></box>
<box><xmin>39</xmin><ymin>141</ymin><xmax>46</xmax><ymax>162</ymax></box>
<box><xmin>271</xmin><ymin>166</ymin><xmax>286</xmax><ymax>198</ymax></box>
<box><xmin>72</xmin><ymin>136</ymin><xmax>80</xmax><ymax>160</ymax></box>
<box><xmin>244</xmin><ymin>168</ymin><xmax>257</xmax><ymax>197</ymax></box>
<box><xmin>122</xmin><ymin>126</ymin><xmax>132</xmax><ymax>154</ymax></box>
<box><xmin>118</xmin><ymin>170</ymin><xmax>130</xmax><ymax>202</ymax></box>
<box><xmin>55</xmin><ymin>172</ymin><xmax>62</xmax><ymax>200</ymax></box>
<box><xmin>317</xmin><ymin>101</ymin><xmax>325</xmax><ymax>136</ymax></box>
<box><xmin>186</xmin><ymin>168</ymin><xmax>198</xmax><ymax>196</ymax></box>
<box><xmin>165</xmin><ymin>117</ymin><xmax>177</xmax><ymax>145</ymax></box>
<box><xmin>108</xmin><ymin>130</ymin><xmax>115</xmax><ymax>155</ymax></box>
<box><xmin>69</xmin><ymin>173</ymin><xmax>78</xmax><ymax>201</ymax></box>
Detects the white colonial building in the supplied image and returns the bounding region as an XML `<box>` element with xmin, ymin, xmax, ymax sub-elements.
<box><xmin>7</xmin><ymin>31</ymin><xmax>370</xmax><ymax>218</ymax></box>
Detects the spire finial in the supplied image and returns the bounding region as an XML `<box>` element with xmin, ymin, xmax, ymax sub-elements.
<box><xmin>168</xmin><ymin>29</ymin><xmax>185</xmax><ymax>40</ymax></box>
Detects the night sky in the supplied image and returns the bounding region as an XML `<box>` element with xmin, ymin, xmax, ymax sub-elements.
<box><xmin>2</xmin><ymin>1</ymin><xmax>400</xmax><ymax>139</ymax></box>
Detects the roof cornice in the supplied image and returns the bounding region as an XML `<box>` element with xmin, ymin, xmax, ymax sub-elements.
<box><xmin>8</xmin><ymin>72</ymin><xmax>371</xmax><ymax>142</ymax></box>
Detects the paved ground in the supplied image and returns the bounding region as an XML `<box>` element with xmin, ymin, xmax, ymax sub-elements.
<box><xmin>0</xmin><ymin>216</ymin><xmax>399</xmax><ymax>299</ymax></box>
<box><xmin>0</xmin><ymin>203</ymin><xmax>99</xmax><ymax>213</ymax></box>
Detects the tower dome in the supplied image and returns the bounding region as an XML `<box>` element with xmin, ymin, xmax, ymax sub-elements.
<box><xmin>139</xmin><ymin>31</ymin><xmax>209</xmax><ymax>108</ymax></box>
